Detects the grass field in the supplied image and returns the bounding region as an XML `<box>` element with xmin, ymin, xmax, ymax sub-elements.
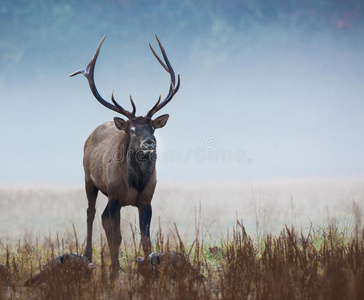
<box><xmin>0</xmin><ymin>178</ymin><xmax>363</xmax><ymax>299</ymax></box>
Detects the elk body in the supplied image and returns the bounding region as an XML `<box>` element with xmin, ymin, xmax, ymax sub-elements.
<box><xmin>70</xmin><ymin>35</ymin><xmax>180</xmax><ymax>274</ymax></box>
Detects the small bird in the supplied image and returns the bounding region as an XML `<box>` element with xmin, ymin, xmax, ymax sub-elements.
<box><xmin>135</xmin><ymin>251</ymin><xmax>205</xmax><ymax>281</ymax></box>
<box><xmin>24</xmin><ymin>253</ymin><xmax>96</xmax><ymax>287</ymax></box>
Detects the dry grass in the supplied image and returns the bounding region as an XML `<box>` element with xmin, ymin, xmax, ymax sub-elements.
<box><xmin>1</xmin><ymin>220</ymin><xmax>364</xmax><ymax>299</ymax></box>
<box><xmin>0</xmin><ymin>178</ymin><xmax>364</xmax><ymax>299</ymax></box>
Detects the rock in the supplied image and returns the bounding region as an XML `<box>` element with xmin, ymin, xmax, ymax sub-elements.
<box><xmin>135</xmin><ymin>251</ymin><xmax>205</xmax><ymax>281</ymax></box>
<box><xmin>24</xmin><ymin>253</ymin><xmax>96</xmax><ymax>287</ymax></box>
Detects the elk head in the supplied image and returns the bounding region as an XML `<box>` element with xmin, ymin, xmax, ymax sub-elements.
<box><xmin>70</xmin><ymin>35</ymin><xmax>180</xmax><ymax>157</ymax></box>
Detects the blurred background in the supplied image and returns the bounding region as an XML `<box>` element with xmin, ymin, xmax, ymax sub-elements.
<box><xmin>0</xmin><ymin>0</ymin><xmax>363</xmax><ymax>184</ymax></box>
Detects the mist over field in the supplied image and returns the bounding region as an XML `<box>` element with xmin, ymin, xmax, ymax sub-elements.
<box><xmin>1</xmin><ymin>178</ymin><xmax>363</xmax><ymax>246</ymax></box>
<box><xmin>0</xmin><ymin>1</ymin><xmax>364</xmax><ymax>243</ymax></box>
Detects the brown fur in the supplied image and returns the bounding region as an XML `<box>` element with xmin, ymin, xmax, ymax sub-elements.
<box><xmin>84</xmin><ymin>117</ymin><xmax>167</xmax><ymax>274</ymax></box>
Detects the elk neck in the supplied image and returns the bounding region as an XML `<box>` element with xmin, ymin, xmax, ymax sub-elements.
<box><xmin>120</xmin><ymin>134</ymin><xmax>156</xmax><ymax>193</ymax></box>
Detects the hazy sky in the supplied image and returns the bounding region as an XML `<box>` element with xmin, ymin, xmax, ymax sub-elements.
<box><xmin>1</xmin><ymin>0</ymin><xmax>363</xmax><ymax>184</ymax></box>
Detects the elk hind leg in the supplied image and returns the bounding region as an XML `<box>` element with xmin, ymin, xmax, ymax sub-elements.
<box><xmin>85</xmin><ymin>181</ymin><xmax>98</xmax><ymax>262</ymax></box>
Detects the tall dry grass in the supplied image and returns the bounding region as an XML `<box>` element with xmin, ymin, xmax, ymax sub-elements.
<box><xmin>1</xmin><ymin>179</ymin><xmax>363</xmax><ymax>298</ymax></box>
<box><xmin>1</xmin><ymin>218</ymin><xmax>364</xmax><ymax>299</ymax></box>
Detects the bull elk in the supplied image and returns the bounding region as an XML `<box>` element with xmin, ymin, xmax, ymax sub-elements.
<box><xmin>70</xmin><ymin>35</ymin><xmax>180</xmax><ymax>274</ymax></box>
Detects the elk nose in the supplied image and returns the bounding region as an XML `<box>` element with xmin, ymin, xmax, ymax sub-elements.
<box><xmin>142</xmin><ymin>138</ymin><xmax>156</xmax><ymax>150</ymax></box>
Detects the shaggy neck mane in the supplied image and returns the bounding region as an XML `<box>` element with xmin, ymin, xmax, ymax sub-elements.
<box><xmin>121</xmin><ymin>137</ymin><xmax>155</xmax><ymax>192</ymax></box>
<box><xmin>127</xmin><ymin>151</ymin><xmax>155</xmax><ymax>192</ymax></box>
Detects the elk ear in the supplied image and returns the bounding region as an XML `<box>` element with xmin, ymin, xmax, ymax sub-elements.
<box><xmin>152</xmin><ymin>114</ymin><xmax>169</xmax><ymax>129</ymax></box>
<box><xmin>114</xmin><ymin>117</ymin><xmax>127</xmax><ymax>131</ymax></box>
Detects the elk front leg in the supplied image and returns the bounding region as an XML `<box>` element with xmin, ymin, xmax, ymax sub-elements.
<box><xmin>85</xmin><ymin>181</ymin><xmax>98</xmax><ymax>262</ymax></box>
<box><xmin>138</xmin><ymin>204</ymin><xmax>152</xmax><ymax>255</ymax></box>
<box><xmin>102</xmin><ymin>199</ymin><xmax>122</xmax><ymax>275</ymax></box>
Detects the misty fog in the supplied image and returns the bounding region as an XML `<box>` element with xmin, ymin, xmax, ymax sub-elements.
<box><xmin>1</xmin><ymin>1</ymin><xmax>363</xmax><ymax>184</ymax></box>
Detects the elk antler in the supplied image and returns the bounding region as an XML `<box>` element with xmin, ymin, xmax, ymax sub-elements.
<box><xmin>146</xmin><ymin>35</ymin><xmax>180</xmax><ymax>119</ymax></box>
<box><xmin>69</xmin><ymin>35</ymin><xmax>136</xmax><ymax>119</ymax></box>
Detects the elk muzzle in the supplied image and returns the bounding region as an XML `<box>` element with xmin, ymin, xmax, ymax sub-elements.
<box><xmin>141</xmin><ymin>138</ymin><xmax>156</xmax><ymax>153</ymax></box>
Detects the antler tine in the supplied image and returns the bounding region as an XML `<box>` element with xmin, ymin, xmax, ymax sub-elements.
<box><xmin>154</xmin><ymin>35</ymin><xmax>182</xmax><ymax>100</ymax></box>
<box><xmin>149</xmin><ymin>35</ymin><xmax>176</xmax><ymax>98</ymax></box>
<box><xmin>151</xmin><ymin>78</ymin><xmax>181</xmax><ymax>116</ymax></box>
<box><xmin>146</xmin><ymin>35</ymin><xmax>180</xmax><ymax>118</ymax></box>
<box><xmin>155</xmin><ymin>35</ymin><xmax>175</xmax><ymax>81</ymax></box>
<box><xmin>149</xmin><ymin>43</ymin><xmax>168</xmax><ymax>73</ymax></box>
<box><xmin>111</xmin><ymin>91</ymin><xmax>135</xmax><ymax>119</ymax></box>
<box><xmin>146</xmin><ymin>94</ymin><xmax>161</xmax><ymax>118</ymax></box>
<box><xmin>70</xmin><ymin>35</ymin><xmax>136</xmax><ymax>119</ymax></box>
<box><xmin>129</xmin><ymin>94</ymin><xmax>136</xmax><ymax>116</ymax></box>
